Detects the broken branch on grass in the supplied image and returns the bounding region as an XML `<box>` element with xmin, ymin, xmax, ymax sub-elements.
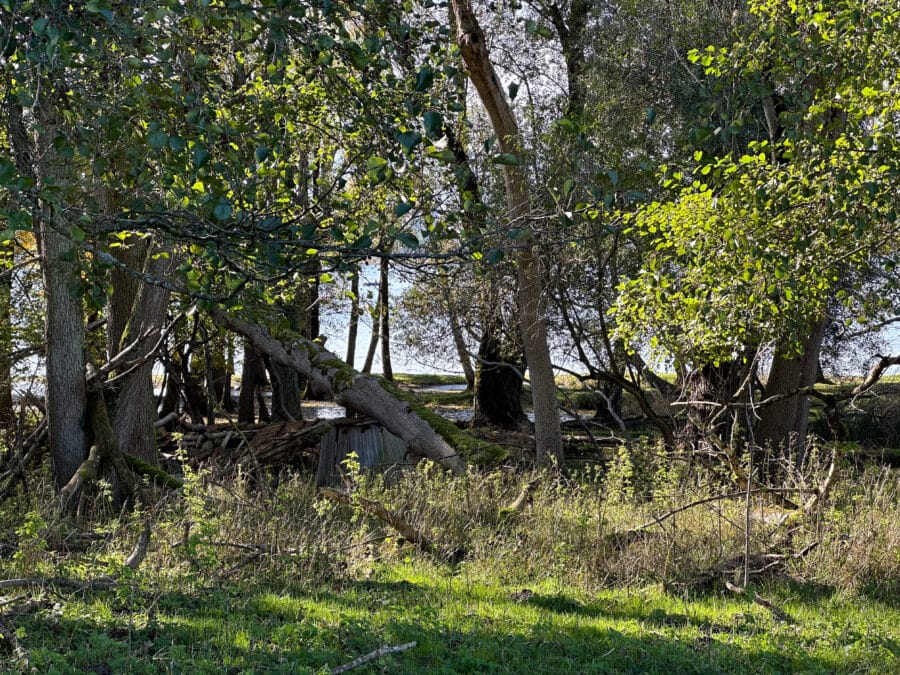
<box><xmin>319</xmin><ymin>487</ymin><xmax>436</xmax><ymax>555</ymax></box>
<box><xmin>329</xmin><ymin>641</ymin><xmax>417</xmax><ymax>674</ymax></box>
<box><xmin>725</xmin><ymin>581</ymin><xmax>793</xmax><ymax>623</ymax></box>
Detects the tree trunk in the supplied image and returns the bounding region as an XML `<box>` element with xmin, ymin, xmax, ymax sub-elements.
<box><xmin>443</xmin><ymin>286</ymin><xmax>475</xmax><ymax>390</ymax></box>
<box><xmin>362</xmin><ymin>294</ymin><xmax>381</xmax><ymax>374</ymax></box>
<box><xmin>238</xmin><ymin>337</ymin><xmax>267</xmax><ymax>424</ymax></box>
<box><xmin>756</xmin><ymin>321</ymin><xmax>828</xmax><ymax>465</ymax></box>
<box><xmin>109</xmin><ymin>249</ymin><xmax>172</xmax><ymax>466</ymax></box>
<box><xmin>210</xmin><ymin>307</ymin><xmax>469</xmax><ymax>473</ymax></box>
<box><xmin>544</xmin><ymin>0</ymin><xmax>591</xmax><ymax>119</ymax></box>
<box><xmin>268</xmin><ymin>360</ymin><xmax>303</xmax><ymax>422</ymax></box>
<box><xmin>0</xmin><ymin>242</ymin><xmax>13</xmax><ymax>430</ymax></box>
<box><xmin>346</xmin><ymin>268</ymin><xmax>360</xmax><ymax>368</ymax></box>
<box><xmin>379</xmin><ymin>255</ymin><xmax>393</xmax><ymax>382</ymax></box>
<box><xmin>682</xmin><ymin>359</ymin><xmax>749</xmax><ymax>457</ymax></box>
<box><xmin>473</xmin><ymin>321</ymin><xmax>526</xmax><ymax>430</ymax></box>
<box><xmin>451</xmin><ymin>0</ymin><xmax>563</xmax><ymax>465</ymax></box>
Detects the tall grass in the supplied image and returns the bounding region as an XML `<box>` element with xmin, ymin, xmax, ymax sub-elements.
<box><xmin>5</xmin><ymin>445</ymin><xmax>895</xmax><ymax>600</ymax></box>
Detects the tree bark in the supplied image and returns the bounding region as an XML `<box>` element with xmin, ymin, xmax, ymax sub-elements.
<box><xmin>238</xmin><ymin>337</ymin><xmax>267</xmax><ymax>424</ymax></box>
<box><xmin>109</xmin><ymin>250</ymin><xmax>172</xmax><ymax>466</ymax></box>
<box><xmin>0</xmin><ymin>242</ymin><xmax>13</xmax><ymax>430</ymax></box>
<box><xmin>444</xmin><ymin>288</ymin><xmax>475</xmax><ymax>390</ymax></box>
<box><xmin>379</xmin><ymin>255</ymin><xmax>393</xmax><ymax>382</ymax></box>
<box><xmin>451</xmin><ymin>0</ymin><xmax>563</xmax><ymax>464</ymax></box>
<box><xmin>362</xmin><ymin>293</ymin><xmax>381</xmax><ymax>374</ymax></box>
<box><xmin>209</xmin><ymin>307</ymin><xmax>468</xmax><ymax>473</ymax></box>
<box><xmin>346</xmin><ymin>267</ymin><xmax>360</xmax><ymax>368</ymax></box>
<box><xmin>756</xmin><ymin>321</ymin><xmax>828</xmax><ymax>465</ymax></box>
<box><xmin>8</xmin><ymin>92</ymin><xmax>87</xmax><ymax>487</ymax></box>
<box><xmin>473</xmin><ymin>317</ymin><xmax>526</xmax><ymax>430</ymax></box>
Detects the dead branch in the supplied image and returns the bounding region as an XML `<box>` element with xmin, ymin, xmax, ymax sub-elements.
<box><xmin>319</xmin><ymin>487</ymin><xmax>466</xmax><ymax>561</ymax></box>
<box><xmin>725</xmin><ymin>581</ymin><xmax>793</xmax><ymax>623</ymax></box>
<box><xmin>608</xmin><ymin>487</ymin><xmax>815</xmax><ymax>547</ymax></box>
<box><xmin>501</xmin><ymin>478</ymin><xmax>540</xmax><ymax>516</ymax></box>
<box><xmin>124</xmin><ymin>521</ymin><xmax>152</xmax><ymax>570</ymax></box>
<box><xmin>329</xmin><ymin>641</ymin><xmax>417</xmax><ymax>674</ymax></box>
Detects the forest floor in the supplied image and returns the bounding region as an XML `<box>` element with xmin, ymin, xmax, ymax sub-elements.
<box><xmin>2</xmin><ymin>374</ymin><xmax>899</xmax><ymax>673</ymax></box>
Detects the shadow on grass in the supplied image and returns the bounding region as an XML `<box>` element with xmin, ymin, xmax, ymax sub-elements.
<box><xmin>10</xmin><ymin>580</ymin><xmax>876</xmax><ymax>675</ymax></box>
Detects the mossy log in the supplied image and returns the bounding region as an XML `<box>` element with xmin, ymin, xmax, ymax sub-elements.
<box><xmin>210</xmin><ymin>308</ymin><xmax>506</xmax><ymax>472</ymax></box>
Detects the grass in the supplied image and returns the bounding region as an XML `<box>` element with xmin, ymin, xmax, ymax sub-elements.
<box><xmin>3</xmin><ymin>454</ymin><xmax>899</xmax><ymax>673</ymax></box>
<box><xmin>14</xmin><ymin>565</ymin><xmax>900</xmax><ymax>674</ymax></box>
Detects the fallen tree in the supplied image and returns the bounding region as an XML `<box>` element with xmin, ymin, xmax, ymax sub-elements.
<box><xmin>209</xmin><ymin>307</ymin><xmax>505</xmax><ymax>473</ymax></box>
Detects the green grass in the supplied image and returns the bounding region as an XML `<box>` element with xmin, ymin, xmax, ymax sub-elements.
<box><xmin>14</xmin><ymin>564</ymin><xmax>899</xmax><ymax>674</ymax></box>
<box><xmin>4</xmin><ymin>442</ymin><xmax>899</xmax><ymax>673</ymax></box>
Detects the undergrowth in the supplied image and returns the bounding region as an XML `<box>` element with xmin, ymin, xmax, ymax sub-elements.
<box><xmin>1</xmin><ymin>446</ymin><xmax>898</xmax><ymax>672</ymax></box>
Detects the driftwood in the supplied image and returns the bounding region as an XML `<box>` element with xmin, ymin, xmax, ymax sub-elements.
<box><xmin>319</xmin><ymin>487</ymin><xmax>437</xmax><ymax>555</ymax></box>
<box><xmin>725</xmin><ymin>581</ymin><xmax>794</xmax><ymax>622</ymax></box>
<box><xmin>158</xmin><ymin>419</ymin><xmax>330</xmax><ymax>473</ymax></box>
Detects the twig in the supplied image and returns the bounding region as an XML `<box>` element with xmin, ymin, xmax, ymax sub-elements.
<box><xmin>329</xmin><ymin>641</ymin><xmax>417</xmax><ymax>674</ymax></box>
<box><xmin>725</xmin><ymin>581</ymin><xmax>793</xmax><ymax>623</ymax></box>
<box><xmin>609</xmin><ymin>487</ymin><xmax>815</xmax><ymax>546</ymax></box>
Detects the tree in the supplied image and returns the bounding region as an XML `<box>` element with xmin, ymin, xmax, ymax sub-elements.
<box><xmin>612</xmin><ymin>0</ymin><xmax>900</xmax><ymax>458</ymax></box>
<box><xmin>451</xmin><ymin>0</ymin><xmax>564</xmax><ymax>465</ymax></box>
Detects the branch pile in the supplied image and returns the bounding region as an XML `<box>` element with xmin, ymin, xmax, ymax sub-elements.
<box><xmin>158</xmin><ymin>419</ymin><xmax>332</xmax><ymax>472</ymax></box>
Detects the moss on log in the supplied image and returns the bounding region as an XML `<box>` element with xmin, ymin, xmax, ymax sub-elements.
<box><xmin>122</xmin><ymin>452</ymin><xmax>184</xmax><ymax>489</ymax></box>
<box><xmin>211</xmin><ymin>308</ymin><xmax>506</xmax><ymax>471</ymax></box>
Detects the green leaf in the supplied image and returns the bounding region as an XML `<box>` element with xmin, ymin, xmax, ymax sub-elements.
<box><xmin>70</xmin><ymin>226</ymin><xmax>86</xmax><ymax>242</ymax></box>
<box><xmin>367</xmin><ymin>156</ymin><xmax>389</xmax><ymax>171</ymax></box>
<box><xmin>397</xmin><ymin>231</ymin><xmax>419</xmax><ymax>249</ymax></box>
<box><xmin>428</xmin><ymin>148</ymin><xmax>456</xmax><ymax>163</ymax></box>
<box><xmin>415</xmin><ymin>67</ymin><xmax>434</xmax><ymax>93</ymax></box>
<box><xmin>148</xmin><ymin>130</ymin><xmax>168</xmax><ymax>150</ymax></box>
<box><xmin>563</xmin><ymin>179</ymin><xmax>574</xmax><ymax>196</ymax></box>
<box><xmin>255</xmin><ymin>146</ymin><xmax>270</xmax><ymax>162</ymax></box>
<box><xmin>0</xmin><ymin>158</ymin><xmax>15</xmax><ymax>185</ymax></box>
<box><xmin>213</xmin><ymin>201</ymin><xmax>232</xmax><ymax>221</ymax></box>
<box><xmin>491</xmin><ymin>153</ymin><xmax>521</xmax><ymax>166</ymax></box>
<box><xmin>395</xmin><ymin>201</ymin><xmax>413</xmax><ymax>217</ymax></box>
<box><xmin>398</xmin><ymin>131</ymin><xmax>422</xmax><ymax>154</ymax></box>
<box><xmin>646</xmin><ymin>107</ymin><xmax>657</xmax><ymax>124</ymax></box>
<box><xmin>193</xmin><ymin>145</ymin><xmax>211</xmax><ymax>168</ymax></box>
<box><xmin>423</xmin><ymin>111</ymin><xmax>442</xmax><ymax>136</ymax></box>
<box><xmin>508</xmin><ymin>82</ymin><xmax>520</xmax><ymax>100</ymax></box>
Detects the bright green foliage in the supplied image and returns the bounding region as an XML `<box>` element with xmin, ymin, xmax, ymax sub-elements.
<box><xmin>613</xmin><ymin>0</ymin><xmax>900</xmax><ymax>365</ymax></box>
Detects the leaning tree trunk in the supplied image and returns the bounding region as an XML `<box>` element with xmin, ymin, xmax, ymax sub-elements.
<box><xmin>451</xmin><ymin>0</ymin><xmax>563</xmax><ymax>465</ymax></box>
<box><xmin>210</xmin><ymin>307</ymin><xmax>469</xmax><ymax>472</ymax></box>
<box><xmin>756</xmin><ymin>321</ymin><xmax>828</xmax><ymax>466</ymax></box>
<box><xmin>362</xmin><ymin>295</ymin><xmax>381</xmax><ymax>374</ymax></box>
<box><xmin>443</xmin><ymin>285</ymin><xmax>476</xmax><ymax>390</ymax></box>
